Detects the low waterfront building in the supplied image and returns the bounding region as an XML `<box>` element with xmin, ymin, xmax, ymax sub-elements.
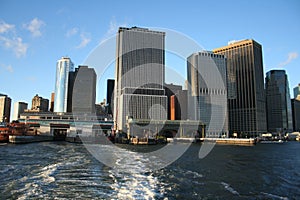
<box><xmin>19</xmin><ymin>112</ymin><xmax>113</xmax><ymax>138</ymax></box>
<box><xmin>126</xmin><ymin>118</ymin><xmax>205</xmax><ymax>139</ymax></box>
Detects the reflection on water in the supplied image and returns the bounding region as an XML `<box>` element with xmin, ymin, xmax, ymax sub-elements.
<box><xmin>0</xmin><ymin>141</ymin><xmax>299</xmax><ymax>199</ymax></box>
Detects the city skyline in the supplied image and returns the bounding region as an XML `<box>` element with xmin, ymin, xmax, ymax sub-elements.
<box><xmin>0</xmin><ymin>0</ymin><xmax>299</xmax><ymax>114</ymax></box>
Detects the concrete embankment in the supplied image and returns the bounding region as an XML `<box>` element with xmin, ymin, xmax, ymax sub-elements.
<box><xmin>168</xmin><ymin>138</ymin><xmax>256</xmax><ymax>145</ymax></box>
<box><xmin>9</xmin><ymin>135</ymin><xmax>53</xmax><ymax>144</ymax></box>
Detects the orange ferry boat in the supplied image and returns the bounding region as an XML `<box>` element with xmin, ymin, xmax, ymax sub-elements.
<box><xmin>0</xmin><ymin>125</ymin><xmax>10</xmax><ymax>142</ymax></box>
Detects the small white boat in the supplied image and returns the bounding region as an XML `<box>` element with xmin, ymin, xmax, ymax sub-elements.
<box><xmin>260</xmin><ymin>139</ymin><xmax>284</xmax><ymax>144</ymax></box>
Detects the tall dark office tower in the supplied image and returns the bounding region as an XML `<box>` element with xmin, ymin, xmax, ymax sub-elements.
<box><xmin>106</xmin><ymin>79</ymin><xmax>115</xmax><ymax>115</ymax></box>
<box><xmin>72</xmin><ymin>66</ymin><xmax>97</xmax><ymax>113</ymax></box>
<box><xmin>265</xmin><ymin>70</ymin><xmax>293</xmax><ymax>132</ymax></box>
<box><xmin>67</xmin><ymin>70</ymin><xmax>77</xmax><ymax>112</ymax></box>
<box><xmin>0</xmin><ymin>94</ymin><xmax>11</xmax><ymax>123</ymax></box>
<box><xmin>114</xmin><ymin>27</ymin><xmax>167</xmax><ymax>131</ymax></box>
<box><xmin>213</xmin><ymin>39</ymin><xmax>267</xmax><ymax>136</ymax></box>
<box><xmin>187</xmin><ymin>51</ymin><xmax>228</xmax><ymax>137</ymax></box>
<box><xmin>291</xmin><ymin>99</ymin><xmax>300</xmax><ymax>131</ymax></box>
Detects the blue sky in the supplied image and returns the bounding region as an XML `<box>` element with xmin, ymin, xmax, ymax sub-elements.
<box><xmin>0</xmin><ymin>0</ymin><xmax>299</xmax><ymax>114</ymax></box>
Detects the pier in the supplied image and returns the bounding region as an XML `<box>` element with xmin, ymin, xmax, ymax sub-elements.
<box><xmin>9</xmin><ymin>135</ymin><xmax>53</xmax><ymax>144</ymax></box>
<box><xmin>167</xmin><ymin>137</ymin><xmax>256</xmax><ymax>145</ymax></box>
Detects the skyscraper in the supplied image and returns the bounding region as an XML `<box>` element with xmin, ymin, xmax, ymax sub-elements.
<box><xmin>114</xmin><ymin>27</ymin><xmax>167</xmax><ymax>131</ymax></box>
<box><xmin>294</xmin><ymin>83</ymin><xmax>300</xmax><ymax>100</ymax></box>
<box><xmin>106</xmin><ymin>79</ymin><xmax>115</xmax><ymax>115</ymax></box>
<box><xmin>72</xmin><ymin>66</ymin><xmax>97</xmax><ymax>113</ymax></box>
<box><xmin>31</xmin><ymin>94</ymin><xmax>49</xmax><ymax>112</ymax></box>
<box><xmin>265</xmin><ymin>70</ymin><xmax>293</xmax><ymax>132</ymax></box>
<box><xmin>292</xmin><ymin>84</ymin><xmax>300</xmax><ymax>131</ymax></box>
<box><xmin>0</xmin><ymin>94</ymin><xmax>11</xmax><ymax>123</ymax></box>
<box><xmin>291</xmin><ymin>99</ymin><xmax>300</xmax><ymax>132</ymax></box>
<box><xmin>54</xmin><ymin>57</ymin><xmax>74</xmax><ymax>113</ymax></box>
<box><xmin>12</xmin><ymin>101</ymin><xmax>28</xmax><ymax>121</ymax></box>
<box><xmin>164</xmin><ymin>83</ymin><xmax>182</xmax><ymax>120</ymax></box>
<box><xmin>187</xmin><ymin>51</ymin><xmax>228</xmax><ymax>137</ymax></box>
<box><xmin>213</xmin><ymin>39</ymin><xmax>267</xmax><ymax>136</ymax></box>
<box><xmin>50</xmin><ymin>92</ymin><xmax>55</xmax><ymax>112</ymax></box>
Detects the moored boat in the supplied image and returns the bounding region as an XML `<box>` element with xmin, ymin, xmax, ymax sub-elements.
<box><xmin>0</xmin><ymin>123</ymin><xmax>9</xmax><ymax>142</ymax></box>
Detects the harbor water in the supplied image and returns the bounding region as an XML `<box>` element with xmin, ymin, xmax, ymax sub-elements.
<box><xmin>0</xmin><ymin>141</ymin><xmax>299</xmax><ymax>199</ymax></box>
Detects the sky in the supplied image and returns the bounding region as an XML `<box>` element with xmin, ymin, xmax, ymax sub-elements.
<box><xmin>0</xmin><ymin>0</ymin><xmax>299</xmax><ymax>118</ymax></box>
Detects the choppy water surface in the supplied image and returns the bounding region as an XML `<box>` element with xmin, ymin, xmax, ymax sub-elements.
<box><xmin>0</xmin><ymin>141</ymin><xmax>299</xmax><ymax>199</ymax></box>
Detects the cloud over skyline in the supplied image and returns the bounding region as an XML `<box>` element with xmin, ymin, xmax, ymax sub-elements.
<box><xmin>23</xmin><ymin>18</ymin><xmax>45</xmax><ymax>37</ymax></box>
<box><xmin>0</xmin><ymin>63</ymin><xmax>14</xmax><ymax>73</ymax></box>
<box><xmin>66</xmin><ymin>27</ymin><xmax>78</xmax><ymax>37</ymax></box>
<box><xmin>100</xmin><ymin>17</ymin><xmax>127</xmax><ymax>44</ymax></box>
<box><xmin>278</xmin><ymin>52</ymin><xmax>298</xmax><ymax>68</ymax></box>
<box><xmin>76</xmin><ymin>33</ymin><xmax>91</xmax><ymax>49</ymax></box>
<box><xmin>0</xmin><ymin>36</ymin><xmax>28</xmax><ymax>57</ymax></box>
<box><xmin>0</xmin><ymin>21</ymin><xmax>15</xmax><ymax>33</ymax></box>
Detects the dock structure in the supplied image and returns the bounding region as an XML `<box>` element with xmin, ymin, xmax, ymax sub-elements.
<box><xmin>203</xmin><ymin>138</ymin><xmax>256</xmax><ymax>145</ymax></box>
<box><xmin>9</xmin><ymin>135</ymin><xmax>53</xmax><ymax>144</ymax></box>
<box><xmin>167</xmin><ymin>137</ymin><xmax>256</xmax><ymax>145</ymax></box>
<box><xmin>126</xmin><ymin>119</ymin><xmax>205</xmax><ymax>139</ymax></box>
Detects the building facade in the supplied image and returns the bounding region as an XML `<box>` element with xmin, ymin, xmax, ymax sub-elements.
<box><xmin>12</xmin><ymin>101</ymin><xmax>28</xmax><ymax>121</ymax></box>
<box><xmin>187</xmin><ymin>51</ymin><xmax>228</xmax><ymax>137</ymax></box>
<box><xmin>294</xmin><ymin>84</ymin><xmax>300</xmax><ymax>100</ymax></box>
<box><xmin>0</xmin><ymin>94</ymin><xmax>11</xmax><ymax>123</ymax></box>
<box><xmin>106</xmin><ymin>79</ymin><xmax>115</xmax><ymax>115</ymax></box>
<box><xmin>54</xmin><ymin>57</ymin><xmax>74</xmax><ymax>113</ymax></box>
<box><xmin>114</xmin><ymin>27</ymin><xmax>167</xmax><ymax>131</ymax></box>
<box><xmin>50</xmin><ymin>92</ymin><xmax>55</xmax><ymax>112</ymax></box>
<box><xmin>72</xmin><ymin>66</ymin><xmax>97</xmax><ymax>114</ymax></box>
<box><xmin>31</xmin><ymin>94</ymin><xmax>49</xmax><ymax>112</ymax></box>
<box><xmin>213</xmin><ymin>39</ymin><xmax>267</xmax><ymax>137</ymax></box>
<box><xmin>265</xmin><ymin>70</ymin><xmax>293</xmax><ymax>132</ymax></box>
<box><xmin>291</xmin><ymin>98</ymin><xmax>300</xmax><ymax>132</ymax></box>
<box><xmin>164</xmin><ymin>83</ymin><xmax>182</xmax><ymax>120</ymax></box>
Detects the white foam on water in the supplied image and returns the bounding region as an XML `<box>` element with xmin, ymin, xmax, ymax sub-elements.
<box><xmin>221</xmin><ymin>182</ymin><xmax>240</xmax><ymax>195</ymax></box>
<box><xmin>261</xmin><ymin>192</ymin><xmax>289</xmax><ymax>200</ymax></box>
<box><xmin>108</xmin><ymin>151</ymin><xmax>165</xmax><ymax>199</ymax></box>
<box><xmin>185</xmin><ymin>170</ymin><xmax>204</xmax><ymax>179</ymax></box>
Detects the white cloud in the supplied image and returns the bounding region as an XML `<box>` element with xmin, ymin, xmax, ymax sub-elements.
<box><xmin>100</xmin><ymin>18</ymin><xmax>127</xmax><ymax>43</ymax></box>
<box><xmin>23</xmin><ymin>18</ymin><xmax>45</xmax><ymax>37</ymax></box>
<box><xmin>0</xmin><ymin>21</ymin><xmax>15</xmax><ymax>33</ymax></box>
<box><xmin>0</xmin><ymin>36</ymin><xmax>28</xmax><ymax>57</ymax></box>
<box><xmin>278</xmin><ymin>52</ymin><xmax>298</xmax><ymax>68</ymax></box>
<box><xmin>6</xmin><ymin>65</ymin><xmax>13</xmax><ymax>73</ymax></box>
<box><xmin>66</xmin><ymin>27</ymin><xmax>78</xmax><ymax>37</ymax></box>
<box><xmin>0</xmin><ymin>64</ymin><xmax>13</xmax><ymax>73</ymax></box>
<box><xmin>76</xmin><ymin>33</ymin><xmax>91</xmax><ymax>49</ymax></box>
<box><xmin>26</xmin><ymin>76</ymin><xmax>37</xmax><ymax>82</ymax></box>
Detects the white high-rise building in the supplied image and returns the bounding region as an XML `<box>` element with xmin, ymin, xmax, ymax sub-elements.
<box><xmin>187</xmin><ymin>51</ymin><xmax>228</xmax><ymax>137</ymax></box>
<box><xmin>54</xmin><ymin>57</ymin><xmax>74</xmax><ymax>113</ymax></box>
<box><xmin>114</xmin><ymin>27</ymin><xmax>167</xmax><ymax>131</ymax></box>
<box><xmin>12</xmin><ymin>101</ymin><xmax>28</xmax><ymax>121</ymax></box>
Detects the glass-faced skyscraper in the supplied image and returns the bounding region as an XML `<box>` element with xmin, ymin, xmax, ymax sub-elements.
<box><xmin>187</xmin><ymin>51</ymin><xmax>228</xmax><ymax>137</ymax></box>
<box><xmin>114</xmin><ymin>27</ymin><xmax>167</xmax><ymax>131</ymax></box>
<box><xmin>213</xmin><ymin>39</ymin><xmax>267</xmax><ymax>137</ymax></box>
<box><xmin>265</xmin><ymin>70</ymin><xmax>293</xmax><ymax>132</ymax></box>
<box><xmin>54</xmin><ymin>57</ymin><xmax>74</xmax><ymax>113</ymax></box>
